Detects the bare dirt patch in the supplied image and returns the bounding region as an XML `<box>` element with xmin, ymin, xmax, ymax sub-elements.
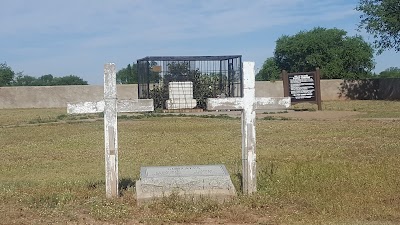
<box><xmin>180</xmin><ymin>110</ymin><xmax>364</xmax><ymax>121</ymax></box>
<box><xmin>260</xmin><ymin>110</ymin><xmax>363</xmax><ymax>120</ymax></box>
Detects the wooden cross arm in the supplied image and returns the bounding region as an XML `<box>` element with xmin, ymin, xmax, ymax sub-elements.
<box><xmin>67</xmin><ymin>101</ymin><xmax>104</xmax><ymax>114</ymax></box>
<box><xmin>67</xmin><ymin>99</ymin><xmax>154</xmax><ymax>114</ymax></box>
<box><xmin>206</xmin><ymin>97</ymin><xmax>291</xmax><ymax>111</ymax></box>
<box><xmin>117</xmin><ymin>99</ymin><xmax>154</xmax><ymax>113</ymax></box>
<box><xmin>255</xmin><ymin>97</ymin><xmax>291</xmax><ymax>110</ymax></box>
<box><xmin>206</xmin><ymin>98</ymin><xmax>244</xmax><ymax>111</ymax></box>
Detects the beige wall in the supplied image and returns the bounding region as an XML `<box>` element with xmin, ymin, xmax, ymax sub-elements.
<box><xmin>0</xmin><ymin>84</ymin><xmax>138</xmax><ymax>109</ymax></box>
<box><xmin>255</xmin><ymin>81</ymin><xmax>284</xmax><ymax>98</ymax></box>
<box><xmin>1</xmin><ymin>79</ymin><xmax>397</xmax><ymax>109</ymax></box>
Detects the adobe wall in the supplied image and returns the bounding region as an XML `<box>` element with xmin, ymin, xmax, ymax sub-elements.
<box><xmin>0</xmin><ymin>79</ymin><xmax>398</xmax><ymax>109</ymax></box>
<box><xmin>0</xmin><ymin>84</ymin><xmax>138</xmax><ymax>109</ymax></box>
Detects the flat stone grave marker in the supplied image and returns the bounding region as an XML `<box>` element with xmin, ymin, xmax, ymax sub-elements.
<box><xmin>136</xmin><ymin>164</ymin><xmax>236</xmax><ymax>205</ymax></box>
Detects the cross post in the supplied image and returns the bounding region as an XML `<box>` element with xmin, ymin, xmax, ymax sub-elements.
<box><xmin>207</xmin><ymin>61</ymin><xmax>291</xmax><ymax>194</ymax></box>
<box><xmin>67</xmin><ymin>63</ymin><xmax>154</xmax><ymax>198</ymax></box>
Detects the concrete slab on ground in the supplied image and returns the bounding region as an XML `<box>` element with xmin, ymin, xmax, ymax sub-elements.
<box><xmin>136</xmin><ymin>164</ymin><xmax>236</xmax><ymax>205</ymax></box>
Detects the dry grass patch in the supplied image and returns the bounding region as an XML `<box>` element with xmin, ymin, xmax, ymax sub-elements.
<box><xmin>291</xmin><ymin>100</ymin><xmax>400</xmax><ymax>119</ymax></box>
<box><xmin>0</xmin><ymin>102</ymin><xmax>399</xmax><ymax>224</ymax></box>
<box><xmin>0</xmin><ymin>108</ymin><xmax>65</xmax><ymax>126</ymax></box>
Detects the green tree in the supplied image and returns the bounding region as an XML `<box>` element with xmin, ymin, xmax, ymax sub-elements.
<box><xmin>379</xmin><ymin>67</ymin><xmax>400</xmax><ymax>78</ymax></box>
<box><xmin>256</xmin><ymin>57</ymin><xmax>281</xmax><ymax>81</ymax></box>
<box><xmin>150</xmin><ymin>63</ymin><xmax>162</xmax><ymax>83</ymax></box>
<box><xmin>13</xmin><ymin>73</ymin><xmax>38</xmax><ymax>86</ymax></box>
<box><xmin>12</xmin><ymin>74</ymin><xmax>87</xmax><ymax>86</ymax></box>
<box><xmin>274</xmin><ymin>27</ymin><xmax>375</xmax><ymax>79</ymax></box>
<box><xmin>165</xmin><ymin>62</ymin><xmax>192</xmax><ymax>81</ymax></box>
<box><xmin>0</xmin><ymin>62</ymin><xmax>15</xmax><ymax>86</ymax></box>
<box><xmin>356</xmin><ymin>0</ymin><xmax>400</xmax><ymax>54</ymax></box>
<box><xmin>116</xmin><ymin>63</ymin><xmax>138</xmax><ymax>84</ymax></box>
<box><xmin>53</xmin><ymin>75</ymin><xmax>88</xmax><ymax>85</ymax></box>
<box><xmin>38</xmin><ymin>74</ymin><xmax>54</xmax><ymax>85</ymax></box>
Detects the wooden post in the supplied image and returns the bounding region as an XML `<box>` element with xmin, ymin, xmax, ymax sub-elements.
<box><xmin>282</xmin><ymin>70</ymin><xmax>289</xmax><ymax>97</ymax></box>
<box><xmin>241</xmin><ymin>62</ymin><xmax>257</xmax><ymax>194</ymax></box>
<box><xmin>315</xmin><ymin>68</ymin><xmax>322</xmax><ymax>111</ymax></box>
<box><xmin>104</xmin><ymin>63</ymin><xmax>118</xmax><ymax>198</ymax></box>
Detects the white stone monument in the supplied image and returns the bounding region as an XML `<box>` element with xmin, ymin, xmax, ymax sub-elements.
<box><xmin>67</xmin><ymin>63</ymin><xmax>154</xmax><ymax>198</ymax></box>
<box><xmin>165</xmin><ymin>81</ymin><xmax>197</xmax><ymax>109</ymax></box>
<box><xmin>207</xmin><ymin>61</ymin><xmax>291</xmax><ymax>194</ymax></box>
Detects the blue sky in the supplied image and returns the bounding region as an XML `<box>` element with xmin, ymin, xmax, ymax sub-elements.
<box><xmin>1</xmin><ymin>0</ymin><xmax>399</xmax><ymax>85</ymax></box>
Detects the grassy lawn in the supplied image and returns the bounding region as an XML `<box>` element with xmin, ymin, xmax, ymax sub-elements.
<box><xmin>0</xmin><ymin>100</ymin><xmax>399</xmax><ymax>224</ymax></box>
<box><xmin>292</xmin><ymin>100</ymin><xmax>400</xmax><ymax>118</ymax></box>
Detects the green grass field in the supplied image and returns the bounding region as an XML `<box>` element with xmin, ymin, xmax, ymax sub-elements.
<box><xmin>1</xmin><ymin>100</ymin><xmax>399</xmax><ymax>224</ymax></box>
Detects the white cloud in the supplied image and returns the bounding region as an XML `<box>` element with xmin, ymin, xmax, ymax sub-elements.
<box><xmin>3</xmin><ymin>0</ymin><xmax>382</xmax><ymax>84</ymax></box>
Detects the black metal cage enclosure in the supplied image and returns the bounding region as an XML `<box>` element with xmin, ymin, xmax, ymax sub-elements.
<box><xmin>137</xmin><ymin>55</ymin><xmax>242</xmax><ymax>110</ymax></box>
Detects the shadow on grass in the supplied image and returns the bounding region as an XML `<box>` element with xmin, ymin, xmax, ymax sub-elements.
<box><xmin>119</xmin><ymin>178</ymin><xmax>135</xmax><ymax>196</ymax></box>
<box><xmin>85</xmin><ymin>178</ymin><xmax>135</xmax><ymax>195</ymax></box>
<box><xmin>86</xmin><ymin>180</ymin><xmax>105</xmax><ymax>190</ymax></box>
<box><xmin>234</xmin><ymin>172</ymin><xmax>243</xmax><ymax>193</ymax></box>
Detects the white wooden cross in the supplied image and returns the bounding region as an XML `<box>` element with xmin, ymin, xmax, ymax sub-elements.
<box><xmin>67</xmin><ymin>63</ymin><xmax>154</xmax><ymax>198</ymax></box>
<box><xmin>207</xmin><ymin>61</ymin><xmax>291</xmax><ymax>194</ymax></box>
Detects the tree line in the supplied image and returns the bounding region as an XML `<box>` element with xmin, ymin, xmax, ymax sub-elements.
<box><xmin>0</xmin><ymin>60</ymin><xmax>138</xmax><ymax>87</ymax></box>
<box><xmin>0</xmin><ymin>63</ymin><xmax>88</xmax><ymax>87</ymax></box>
<box><xmin>116</xmin><ymin>63</ymin><xmax>138</xmax><ymax>84</ymax></box>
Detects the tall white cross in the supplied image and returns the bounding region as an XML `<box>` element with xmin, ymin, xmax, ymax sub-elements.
<box><xmin>67</xmin><ymin>63</ymin><xmax>154</xmax><ymax>198</ymax></box>
<box><xmin>207</xmin><ymin>62</ymin><xmax>291</xmax><ymax>194</ymax></box>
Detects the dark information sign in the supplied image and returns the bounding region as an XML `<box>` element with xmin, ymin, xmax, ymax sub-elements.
<box><xmin>288</xmin><ymin>73</ymin><xmax>316</xmax><ymax>102</ymax></box>
<box><xmin>282</xmin><ymin>69</ymin><xmax>322</xmax><ymax>110</ymax></box>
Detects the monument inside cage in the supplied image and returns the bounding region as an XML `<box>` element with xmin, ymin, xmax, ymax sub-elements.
<box><xmin>137</xmin><ymin>55</ymin><xmax>243</xmax><ymax>111</ymax></box>
<box><xmin>166</xmin><ymin>81</ymin><xmax>197</xmax><ymax>109</ymax></box>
